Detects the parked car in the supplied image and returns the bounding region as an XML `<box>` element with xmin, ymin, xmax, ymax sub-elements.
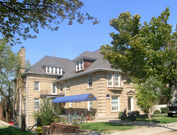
<box><xmin>167</xmin><ymin>101</ymin><xmax>177</xmax><ymax>117</ymax></box>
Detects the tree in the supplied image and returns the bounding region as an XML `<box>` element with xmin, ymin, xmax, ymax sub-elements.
<box><xmin>0</xmin><ymin>39</ymin><xmax>20</xmax><ymax>122</ymax></box>
<box><xmin>0</xmin><ymin>0</ymin><xmax>99</xmax><ymax>45</ymax></box>
<box><xmin>33</xmin><ymin>98</ymin><xmax>61</xmax><ymax>126</ymax></box>
<box><xmin>134</xmin><ymin>77</ymin><xmax>165</xmax><ymax>119</ymax></box>
<box><xmin>100</xmin><ymin>7</ymin><xmax>177</xmax><ymax>103</ymax></box>
<box><xmin>25</xmin><ymin>59</ymin><xmax>31</xmax><ymax>69</ymax></box>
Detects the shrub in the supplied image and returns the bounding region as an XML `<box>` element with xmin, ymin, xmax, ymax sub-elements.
<box><xmin>160</xmin><ymin>107</ymin><xmax>167</xmax><ymax>113</ymax></box>
<box><xmin>53</xmin><ymin>118</ymin><xmax>59</xmax><ymax>123</ymax></box>
<box><xmin>33</xmin><ymin>99</ymin><xmax>61</xmax><ymax>126</ymax></box>
<box><xmin>153</xmin><ymin>110</ymin><xmax>160</xmax><ymax>114</ymax></box>
<box><xmin>118</xmin><ymin>112</ymin><xmax>124</xmax><ymax>118</ymax></box>
<box><xmin>132</xmin><ymin>111</ymin><xmax>140</xmax><ymax>116</ymax></box>
<box><xmin>89</xmin><ymin>113</ymin><xmax>93</xmax><ymax>121</ymax></box>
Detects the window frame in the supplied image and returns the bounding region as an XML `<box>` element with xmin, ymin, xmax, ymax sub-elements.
<box><xmin>34</xmin><ymin>98</ymin><xmax>40</xmax><ymax>110</ymax></box>
<box><xmin>51</xmin><ymin>83</ymin><xmax>57</xmax><ymax>94</ymax></box>
<box><xmin>114</xmin><ymin>73</ymin><xmax>120</xmax><ymax>87</ymax></box>
<box><xmin>88</xmin><ymin>100</ymin><xmax>93</xmax><ymax>111</ymax></box>
<box><xmin>70</xmin><ymin>102</ymin><xmax>73</xmax><ymax>107</ymax></box>
<box><xmin>111</xmin><ymin>96</ymin><xmax>119</xmax><ymax>111</ymax></box>
<box><xmin>34</xmin><ymin>81</ymin><xmax>40</xmax><ymax>91</ymax></box>
<box><xmin>76</xmin><ymin>59</ymin><xmax>84</xmax><ymax>71</ymax></box>
<box><xmin>87</xmin><ymin>75</ymin><xmax>92</xmax><ymax>88</ymax></box>
<box><xmin>60</xmin><ymin>83</ymin><xmax>63</xmax><ymax>93</ymax></box>
<box><xmin>107</xmin><ymin>73</ymin><xmax>113</xmax><ymax>87</ymax></box>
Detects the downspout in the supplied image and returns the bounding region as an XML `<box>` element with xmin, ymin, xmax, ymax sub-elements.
<box><xmin>26</xmin><ymin>75</ymin><xmax>28</xmax><ymax>128</ymax></box>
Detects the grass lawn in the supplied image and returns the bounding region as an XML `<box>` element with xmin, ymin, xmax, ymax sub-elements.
<box><xmin>80</xmin><ymin>122</ymin><xmax>135</xmax><ymax>132</ymax></box>
<box><xmin>0</xmin><ymin>126</ymin><xmax>35</xmax><ymax>135</ymax></box>
<box><xmin>136</xmin><ymin>114</ymin><xmax>177</xmax><ymax>124</ymax></box>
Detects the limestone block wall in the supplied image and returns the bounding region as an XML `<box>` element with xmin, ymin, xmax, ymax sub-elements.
<box><xmin>26</xmin><ymin>74</ymin><xmax>58</xmax><ymax>127</ymax></box>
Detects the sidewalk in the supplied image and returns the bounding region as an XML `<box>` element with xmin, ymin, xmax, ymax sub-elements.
<box><xmin>88</xmin><ymin>117</ymin><xmax>177</xmax><ymax>135</ymax></box>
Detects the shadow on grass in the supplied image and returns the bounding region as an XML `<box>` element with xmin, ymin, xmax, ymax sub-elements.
<box><xmin>80</xmin><ymin>122</ymin><xmax>135</xmax><ymax>132</ymax></box>
<box><xmin>0</xmin><ymin>126</ymin><xmax>35</xmax><ymax>135</ymax></box>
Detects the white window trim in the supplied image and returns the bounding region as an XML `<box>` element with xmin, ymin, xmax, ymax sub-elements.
<box><xmin>111</xmin><ymin>96</ymin><xmax>120</xmax><ymax>111</ymax></box>
<box><xmin>88</xmin><ymin>101</ymin><xmax>93</xmax><ymax>111</ymax></box>
<box><xmin>70</xmin><ymin>102</ymin><xmax>73</xmax><ymax>107</ymax></box>
<box><xmin>87</xmin><ymin>75</ymin><xmax>92</xmax><ymax>88</ymax></box>
<box><xmin>76</xmin><ymin>59</ymin><xmax>84</xmax><ymax>71</ymax></box>
<box><xmin>34</xmin><ymin>81</ymin><xmax>40</xmax><ymax>91</ymax></box>
<box><xmin>46</xmin><ymin>66</ymin><xmax>62</xmax><ymax>75</ymax></box>
<box><xmin>107</xmin><ymin>73</ymin><xmax>113</xmax><ymax>87</ymax></box>
<box><xmin>131</xmin><ymin>97</ymin><xmax>134</xmax><ymax>111</ymax></box>
<box><xmin>51</xmin><ymin>83</ymin><xmax>57</xmax><ymax>94</ymax></box>
<box><xmin>115</xmin><ymin>73</ymin><xmax>120</xmax><ymax>87</ymax></box>
<box><xmin>34</xmin><ymin>98</ymin><xmax>40</xmax><ymax>111</ymax></box>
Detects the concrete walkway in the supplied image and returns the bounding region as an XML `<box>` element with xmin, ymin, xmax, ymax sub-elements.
<box><xmin>88</xmin><ymin>117</ymin><xmax>177</xmax><ymax>135</ymax></box>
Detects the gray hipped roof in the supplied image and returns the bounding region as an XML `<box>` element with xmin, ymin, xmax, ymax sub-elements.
<box><xmin>24</xmin><ymin>50</ymin><xmax>122</xmax><ymax>81</ymax></box>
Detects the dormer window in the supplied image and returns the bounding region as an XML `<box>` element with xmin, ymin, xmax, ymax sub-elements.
<box><xmin>46</xmin><ymin>66</ymin><xmax>62</xmax><ymax>75</ymax></box>
<box><xmin>76</xmin><ymin>59</ymin><xmax>84</xmax><ymax>71</ymax></box>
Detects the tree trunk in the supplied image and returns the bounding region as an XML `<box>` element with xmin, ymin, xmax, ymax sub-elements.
<box><xmin>147</xmin><ymin>108</ymin><xmax>151</xmax><ymax>119</ymax></box>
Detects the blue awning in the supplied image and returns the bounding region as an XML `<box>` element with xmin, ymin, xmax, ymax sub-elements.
<box><xmin>52</xmin><ymin>93</ymin><xmax>97</xmax><ymax>103</ymax></box>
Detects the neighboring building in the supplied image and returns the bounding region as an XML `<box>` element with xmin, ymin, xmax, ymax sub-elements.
<box><xmin>14</xmin><ymin>47</ymin><xmax>140</xmax><ymax>127</ymax></box>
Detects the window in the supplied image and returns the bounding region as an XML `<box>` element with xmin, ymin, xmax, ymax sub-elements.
<box><xmin>107</xmin><ymin>73</ymin><xmax>113</xmax><ymax>86</ymax></box>
<box><xmin>47</xmin><ymin>66</ymin><xmax>50</xmax><ymax>73</ymax></box>
<box><xmin>34</xmin><ymin>98</ymin><xmax>40</xmax><ymax>110</ymax></box>
<box><xmin>88</xmin><ymin>101</ymin><xmax>93</xmax><ymax>111</ymax></box>
<box><xmin>76</xmin><ymin>59</ymin><xmax>84</xmax><ymax>71</ymax></box>
<box><xmin>55</xmin><ymin>67</ymin><xmax>57</xmax><ymax>74</ymax></box>
<box><xmin>111</xmin><ymin>96</ymin><xmax>119</xmax><ymax>111</ymax></box>
<box><xmin>34</xmin><ymin>82</ymin><xmax>40</xmax><ymax>91</ymax></box>
<box><xmin>59</xmin><ymin>68</ymin><xmax>62</xmax><ymax>74</ymax></box>
<box><xmin>51</xmin><ymin>83</ymin><xmax>56</xmax><ymax>94</ymax></box>
<box><xmin>46</xmin><ymin>66</ymin><xmax>62</xmax><ymax>75</ymax></box>
<box><xmin>51</xmin><ymin>67</ymin><xmax>54</xmax><ymax>73</ymax></box>
<box><xmin>67</xmin><ymin>80</ymin><xmax>70</xmax><ymax>89</ymax></box>
<box><xmin>70</xmin><ymin>102</ymin><xmax>73</xmax><ymax>107</ymax></box>
<box><xmin>60</xmin><ymin>83</ymin><xmax>63</xmax><ymax>92</ymax></box>
<box><xmin>87</xmin><ymin>75</ymin><xmax>92</xmax><ymax>88</ymax></box>
<box><xmin>115</xmin><ymin>73</ymin><xmax>120</xmax><ymax>86</ymax></box>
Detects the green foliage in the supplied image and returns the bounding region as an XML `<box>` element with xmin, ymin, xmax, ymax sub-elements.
<box><xmin>0</xmin><ymin>0</ymin><xmax>99</xmax><ymax>45</ymax></box>
<box><xmin>118</xmin><ymin>112</ymin><xmax>124</xmax><ymax>118</ymax></box>
<box><xmin>134</xmin><ymin>77</ymin><xmax>165</xmax><ymax>119</ymax></box>
<box><xmin>100</xmin><ymin>7</ymin><xmax>177</xmax><ymax>103</ymax></box>
<box><xmin>160</xmin><ymin>107</ymin><xmax>167</xmax><ymax>113</ymax></box>
<box><xmin>53</xmin><ymin>118</ymin><xmax>59</xmax><ymax>123</ymax></box>
<box><xmin>89</xmin><ymin>113</ymin><xmax>93</xmax><ymax>121</ymax></box>
<box><xmin>0</xmin><ymin>126</ymin><xmax>35</xmax><ymax>135</ymax></box>
<box><xmin>153</xmin><ymin>110</ymin><xmax>161</xmax><ymax>114</ymax></box>
<box><xmin>33</xmin><ymin>99</ymin><xmax>61</xmax><ymax>126</ymax></box>
<box><xmin>132</xmin><ymin>111</ymin><xmax>140</xmax><ymax>116</ymax></box>
<box><xmin>25</xmin><ymin>59</ymin><xmax>31</xmax><ymax>70</ymax></box>
<box><xmin>0</xmin><ymin>39</ymin><xmax>20</xmax><ymax>122</ymax></box>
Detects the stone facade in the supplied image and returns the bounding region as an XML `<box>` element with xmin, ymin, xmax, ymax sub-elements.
<box><xmin>14</xmin><ymin>48</ymin><xmax>141</xmax><ymax>128</ymax></box>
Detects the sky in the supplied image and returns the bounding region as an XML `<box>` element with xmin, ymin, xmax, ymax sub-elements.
<box><xmin>11</xmin><ymin>0</ymin><xmax>177</xmax><ymax>66</ymax></box>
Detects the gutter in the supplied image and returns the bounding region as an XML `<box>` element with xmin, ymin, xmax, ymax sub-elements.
<box><xmin>54</xmin><ymin>68</ymin><xmax>123</xmax><ymax>83</ymax></box>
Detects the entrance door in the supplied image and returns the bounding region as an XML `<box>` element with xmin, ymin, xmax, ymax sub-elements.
<box><xmin>128</xmin><ymin>97</ymin><xmax>133</xmax><ymax>111</ymax></box>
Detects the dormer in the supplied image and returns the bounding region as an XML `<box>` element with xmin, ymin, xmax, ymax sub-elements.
<box><xmin>42</xmin><ymin>65</ymin><xmax>63</xmax><ymax>75</ymax></box>
<box><xmin>74</xmin><ymin>56</ymin><xmax>97</xmax><ymax>73</ymax></box>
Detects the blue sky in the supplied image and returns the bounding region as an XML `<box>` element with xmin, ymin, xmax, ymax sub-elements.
<box><xmin>11</xmin><ymin>0</ymin><xmax>177</xmax><ymax>66</ymax></box>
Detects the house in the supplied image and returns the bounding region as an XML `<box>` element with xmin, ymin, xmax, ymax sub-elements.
<box><xmin>14</xmin><ymin>47</ymin><xmax>140</xmax><ymax>128</ymax></box>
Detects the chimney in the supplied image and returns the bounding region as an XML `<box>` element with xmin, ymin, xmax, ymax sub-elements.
<box><xmin>18</xmin><ymin>46</ymin><xmax>26</xmax><ymax>73</ymax></box>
